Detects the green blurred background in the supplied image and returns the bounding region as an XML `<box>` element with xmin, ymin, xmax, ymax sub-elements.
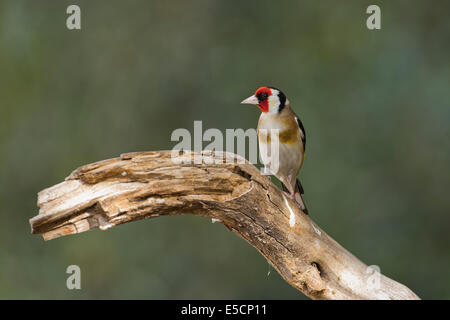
<box><xmin>0</xmin><ymin>0</ymin><xmax>449</xmax><ymax>299</ymax></box>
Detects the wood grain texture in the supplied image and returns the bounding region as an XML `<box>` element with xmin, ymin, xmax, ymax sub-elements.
<box><xmin>30</xmin><ymin>150</ymin><xmax>420</xmax><ymax>300</ymax></box>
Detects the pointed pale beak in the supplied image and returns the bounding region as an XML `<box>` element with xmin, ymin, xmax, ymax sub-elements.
<box><xmin>240</xmin><ymin>95</ymin><xmax>259</xmax><ymax>105</ymax></box>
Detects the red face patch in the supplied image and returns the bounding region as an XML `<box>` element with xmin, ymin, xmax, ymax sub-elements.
<box><xmin>255</xmin><ymin>87</ymin><xmax>272</xmax><ymax>113</ymax></box>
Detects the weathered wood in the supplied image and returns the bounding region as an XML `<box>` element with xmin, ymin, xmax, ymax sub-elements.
<box><xmin>30</xmin><ymin>150</ymin><xmax>420</xmax><ymax>300</ymax></box>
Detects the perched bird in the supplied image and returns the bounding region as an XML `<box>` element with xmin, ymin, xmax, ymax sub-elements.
<box><xmin>241</xmin><ymin>86</ymin><xmax>308</xmax><ymax>214</ymax></box>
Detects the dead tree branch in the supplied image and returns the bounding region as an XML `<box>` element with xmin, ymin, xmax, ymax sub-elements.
<box><xmin>30</xmin><ymin>150</ymin><xmax>419</xmax><ymax>300</ymax></box>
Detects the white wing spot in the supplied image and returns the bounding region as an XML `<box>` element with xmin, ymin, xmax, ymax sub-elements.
<box><xmin>296</xmin><ymin>117</ymin><xmax>305</xmax><ymax>140</ymax></box>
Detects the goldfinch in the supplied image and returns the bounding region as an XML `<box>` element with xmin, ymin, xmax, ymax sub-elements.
<box><xmin>241</xmin><ymin>86</ymin><xmax>308</xmax><ymax>214</ymax></box>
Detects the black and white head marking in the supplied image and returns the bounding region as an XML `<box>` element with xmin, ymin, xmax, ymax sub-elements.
<box><xmin>269</xmin><ymin>87</ymin><xmax>287</xmax><ymax>113</ymax></box>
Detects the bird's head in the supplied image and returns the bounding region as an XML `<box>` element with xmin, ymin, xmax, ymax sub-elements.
<box><xmin>241</xmin><ymin>86</ymin><xmax>287</xmax><ymax>114</ymax></box>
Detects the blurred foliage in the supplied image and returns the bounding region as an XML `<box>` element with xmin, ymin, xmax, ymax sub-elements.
<box><xmin>0</xmin><ymin>0</ymin><xmax>449</xmax><ymax>299</ymax></box>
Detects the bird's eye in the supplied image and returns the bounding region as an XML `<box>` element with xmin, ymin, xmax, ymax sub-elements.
<box><xmin>259</xmin><ymin>92</ymin><xmax>269</xmax><ymax>101</ymax></box>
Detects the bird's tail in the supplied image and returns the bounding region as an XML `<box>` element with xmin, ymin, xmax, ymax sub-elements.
<box><xmin>282</xmin><ymin>178</ymin><xmax>309</xmax><ymax>215</ymax></box>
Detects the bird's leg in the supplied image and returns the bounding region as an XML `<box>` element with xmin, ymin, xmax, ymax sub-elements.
<box><xmin>283</xmin><ymin>178</ymin><xmax>297</xmax><ymax>204</ymax></box>
<box><xmin>283</xmin><ymin>190</ymin><xmax>295</xmax><ymax>202</ymax></box>
<box><xmin>280</xmin><ymin>179</ymin><xmax>295</xmax><ymax>201</ymax></box>
<box><xmin>283</xmin><ymin>189</ymin><xmax>306</xmax><ymax>212</ymax></box>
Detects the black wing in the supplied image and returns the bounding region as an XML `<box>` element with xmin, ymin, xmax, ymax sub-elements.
<box><xmin>296</xmin><ymin>117</ymin><xmax>306</xmax><ymax>150</ymax></box>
